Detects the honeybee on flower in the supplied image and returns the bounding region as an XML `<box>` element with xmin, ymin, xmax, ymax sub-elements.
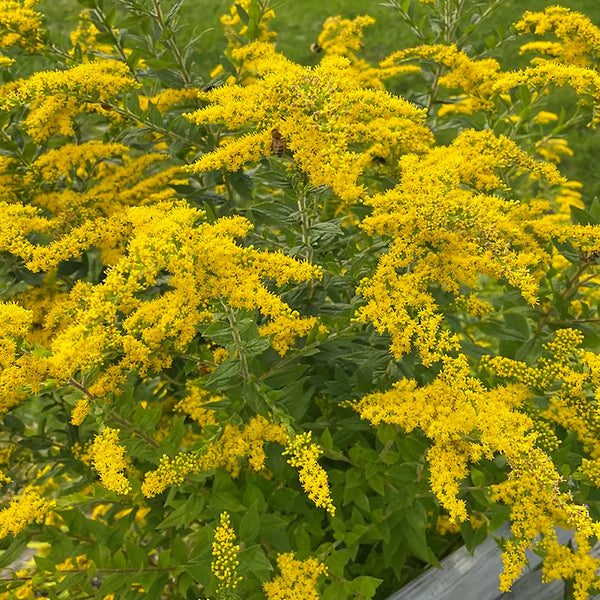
<box><xmin>271</xmin><ymin>128</ymin><xmax>286</xmax><ymax>157</ymax></box>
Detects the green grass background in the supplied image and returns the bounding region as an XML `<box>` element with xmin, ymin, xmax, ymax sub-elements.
<box><xmin>38</xmin><ymin>0</ymin><xmax>600</xmax><ymax>198</ymax></box>
<box><xmin>41</xmin><ymin>0</ymin><xmax>600</xmax><ymax>67</ymax></box>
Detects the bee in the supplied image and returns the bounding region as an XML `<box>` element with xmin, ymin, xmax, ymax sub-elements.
<box><xmin>271</xmin><ymin>128</ymin><xmax>287</xmax><ymax>157</ymax></box>
<box><xmin>91</xmin><ymin>577</ymin><xmax>102</xmax><ymax>590</ymax></box>
<box><xmin>310</xmin><ymin>42</ymin><xmax>323</xmax><ymax>53</ymax></box>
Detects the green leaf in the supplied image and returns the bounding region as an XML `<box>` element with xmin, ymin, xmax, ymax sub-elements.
<box><xmin>124</xmin><ymin>91</ymin><xmax>141</xmax><ymax>115</ymax></box>
<box><xmin>553</xmin><ymin>240</ymin><xmax>580</xmax><ymax>264</ymax></box>
<box><xmin>350</xmin><ymin>576</ymin><xmax>383</xmax><ymax>600</ymax></box>
<box><xmin>206</xmin><ymin>359</ymin><xmax>242</xmax><ymax>389</ymax></box>
<box><xmin>238</xmin><ymin>544</ymin><xmax>272</xmax><ymax>579</ymax></box>
<box><xmin>323</xmin><ymin>580</ymin><xmax>348</xmax><ymax>600</ymax></box>
<box><xmin>3</xmin><ymin>414</ymin><xmax>24</xmax><ymax>434</ymax></box>
<box><xmin>173</xmin><ymin>534</ymin><xmax>187</xmax><ymax>563</ymax></box>
<box><xmin>239</xmin><ymin>500</ymin><xmax>260</xmax><ymax>543</ymax></box>
<box><xmin>320</xmin><ymin>427</ymin><xmax>333</xmax><ymax>450</ymax></box>
<box><xmin>590</xmin><ymin>197</ymin><xmax>600</xmax><ymax>222</ymax></box>
<box><xmin>402</xmin><ymin>503</ymin><xmax>440</xmax><ymax>567</ymax></box>
<box><xmin>461</xmin><ymin>521</ymin><xmax>488</xmax><ymax>554</ymax></box>
<box><xmin>146</xmin><ymin>101</ymin><xmax>164</xmax><ymax>127</ymax></box>
<box><xmin>201</xmin><ymin>321</ymin><xmax>233</xmax><ymax>346</ymax></box>
<box><xmin>158</xmin><ymin>494</ymin><xmax>205</xmax><ymax>529</ymax></box>
<box><xmin>0</xmin><ymin>534</ymin><xmax>28</xmax><ymax>569</ymax></box>
<box><xmin>571</xmin><ymin>204</ymin><xmax>599</xmax><ymax>226</ymax></box>
<box><xmin>517</xmin><ymin>85</ymin><xmax>531</xmax><ymax>108</ymax></box>
<box><xmin>184</xmin><ymin>561</ymin><xmax>211</xmax><ymax>585</ymax></box>
<box><xmin>234</xmin><ymin>3</ymin><xmax>249</xmax><ymax>24</ymax></box>
<box><xmin>366</xmin><ymin>471</ymin><xmax>385</xmax><ymax>496</ymax></box>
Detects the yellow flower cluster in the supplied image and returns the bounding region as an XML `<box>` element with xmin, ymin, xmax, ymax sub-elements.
<box><xmin>382</xmin><ymin>44</ymin><xmax>501</xmax><ymax>112</ymax></box>
<box><xmin>263</xmin><ymin>552</ymin><xmax>327</xmax><ymax>600</ymax></box>
<box><xmin>491</xmin><ymin>449</ymin><xmax>600</xmax><ymax>596</ymax></box>
<box><xmin>0</xmin><ymin>0</ymin><xmax>44</xmax><ymax>53</ymax></box>
<box><xmin>383</xmin><ymin>37</ymin><xmax>600</xmax><ymax>126</ymax></box>
<box><xmin>186</xmin><ymin>42</ymin><xmax>432</xmax><ymax>202</ymax></box>
<box><xmin>318</xmin><ymin>14</ymin><xmax>374</xmax><ymax>56</ymax></box>
<box><xmin>174</xmin><ymin>387</ymin><xmax>219</xmax><ymax>427</ymax></box>
<box><xmin>71</xmin><ymin>441</ymin><xmax>93</xmax><ymax>468</ymax></box>
<box><xmin>537</xmin><ymin>531</ymin><xmax>599</xmax><ymax>600</ymax></box>
<box><xmin>0</xmin><ymin>186</ymin><xmax>320</xmax><ymax>402</ymax></box>
<box><xmin>0</xmin><ymin>471</ymin><xmax>10</xmax><ymax>487</ymax></box>
<box><xmin>37</xmin><ymin>206</ymin><xmax>320</xmax><ymax>392</ymax></box>
<box><xmin>69</xmin><ymin>8</ymin><xmax>145</xmax><ymax>70</ymax></box>
<box><xmin>475</xmin><ymin>329</ymin><xmax>600</xmax><ymax>593</ymax></box>
<box><xmin>55</xmin><ymin>553</ymin><xmax>92</xmax><ymax>572</ymax></box>
<box><xmin>436</xmin><ymin>513</ymin><xmax>484</xmax><ymax>535</ymax></box>
<box><xmin>141</xmin><ymin>415</ymin><xmax>288</xmax><ymax>497</ymax></box>
<box><xmin>354</xmin><ymin>354</ymin><xmax>533</xmax><ymax>522</ymax></box>
<box><xmin>283</xmin><ymin>432</ymin><xmax>335</xmax><ymax>516</ymax></box>
<box><xmin>354</xmin><ymin>343</ymin><xmax>600</xmax><ymax>593</ymax></box>
<box><xmin>220</xmin><ymin>0</ymin><xmax>276</xmax><ymax>46</ymax></box>
<box><xmin>516</xmin><ymin>6</ymin><xmax>600</xmax><ymax>67</ymax></box>
<box><xmin>0</xmin><ymin>60</ymin><xmax>138</xmax><ymax>141</ymax></box>
<box><xmin>315</xmin><ymin>15</ymin><xmax>418</xmax><ymax>88</ymax></box>
<box><xmin>358</xmin><ymin>129</ymin><xmax>563</xmax><ymax>365</ymax></box>
<box><xmin>0</xmin><ymin>301</ymin><xmax>32</xmax><ymax>367</ymax></box>
<box><xmin>0</xmin><ymin>301</ymin><xmax>48</xmax><ymax>415</ymax></box>
<box><xmin>492</xmin><ymin>61</ymin><xmax>600</xmax><ymax>126</ymax></box>
<box><xmin>218</xmin><ymin>0</ymin><xmax>278</xmax><ymax>85</ymax></box>
<box><xmin>70</xmin><ymin>9</ymin><xmax>114</xmax><ymax>59</ymax></box>
<box><xmin>70</xmin><ymin>398</ymin><xmax>90</xmax><ymax>426</ymax></box>
<box><xmin>536</xmin><ymin>136</ymin><xmax>573</xmax><ymax>163</ymax></box>
<box><xmin>0</xmin><ymin>149</ymin><xmax>188</xmax><ymax>292</ymax></box>
<box><xmin>138</xmin><ymin>87</ymin><xmax>200</xmax><ymax>113</ymax></box>
<box><xmin>26</xmin><ymin>140</ymin><xmax>129</xmax><ymax>186</ymax></box>
<box><xmin>211</xmin><ymin>511</ymin><xmax>242</xmax><ymax>593</ymax></box>
<box><xmin>0</xmin><ymin>575</ymin><xmax>41</xmax><ymax>600</ymax></box>
<box><xmin>0</xmin><ymin>489</ymin><xmax>53</xmax><ymax>540</ymax></box>
<box><xmin>435</xmin><ymin>514</ymin><xmax>461</xmax><ymax>535</ymax></box>
<box><xmin>90</xmin><ymin>428</ymin><xmax>131</xmax><ymax>495</ymax></box>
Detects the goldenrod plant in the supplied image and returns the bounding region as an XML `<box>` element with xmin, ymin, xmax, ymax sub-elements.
<box><xmin>2</xmin><ymin>0</ymin><xmax>600</xmax><ymax>598</ymax></box>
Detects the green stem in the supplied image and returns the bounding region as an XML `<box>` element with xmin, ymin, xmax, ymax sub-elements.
<box><xmin>222</xmin><ymin>303</ymin><xmax>251</xmax><ymax>380</ymax></box>
<box><xmin>296</xmin><ymin>186</ymin><xmax>317</xmax><ymax>300</ymax></box>
<box><xmin>90</xmin><ymin>7</ymin><xmax>140</xmax><ymax>82</ymax></box>
<box><xmin>66</xmin><ymin>379</ymin><xmax>160</xmax><ymax>449</ymax></box>
<box><xmin>297</xmin><ymin>190</ymin><xmax>314</xmax><ymax>264</ymax></box>
<box><xmin>150</xmin><ymin>0</ymin><xmax>193</xmax><ymax>87</ymax></box>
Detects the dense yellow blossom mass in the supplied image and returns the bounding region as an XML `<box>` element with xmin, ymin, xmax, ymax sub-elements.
<box><xmin>211</xmin><ymin>512</ymin><xmax>242</xmax><ymax>593</ymax></box>
<box><xmin>263</xmin><ymin>552</ymin><xmax>327</xmax><ymax>600</ymax></box>
<box><xmin>3</xmin><ymin>1</ymin><xmax>600</xmax><ymax>598</ymax></box>
<box><xmin>283</xmin><ymin>432</ymin><xmax>336</xmax><ymax>516</ymax></box>
<box><xmin>0</xmin><ymin>60</ymin><xmax>137</xmax><ymax>140</ymax></box>
<box><xmin>516</xmin><ymin>6</ymin><xmax>600</xmax><ymax>67</ymax></box>
<box><xmin>141</xmin><ymin>416</ymin><xmax>289</xmax><ymax>497</ymax></box>
<box><xmin>90</xmin><ymin>428</ymin><xmax>131</xmax><ymax>494</ymax></box>
<box><xmin>357</xmin><ymin>129</ymin><xmax>564</xmax><ymax>365</ymax></box>
<box><xmin>0</xmin><ymin>489</ymin><xmax>53</xmax><ymax>540</ymax></box>
<box><xmin>186</xmin><ymin>42</ymin><xmax>432</xmax><ymax>201</ymax></box>
<box><xmin>0</xmin><ymin>0</ymin><xmax>44</xmax><ymax>53</ymax></box>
